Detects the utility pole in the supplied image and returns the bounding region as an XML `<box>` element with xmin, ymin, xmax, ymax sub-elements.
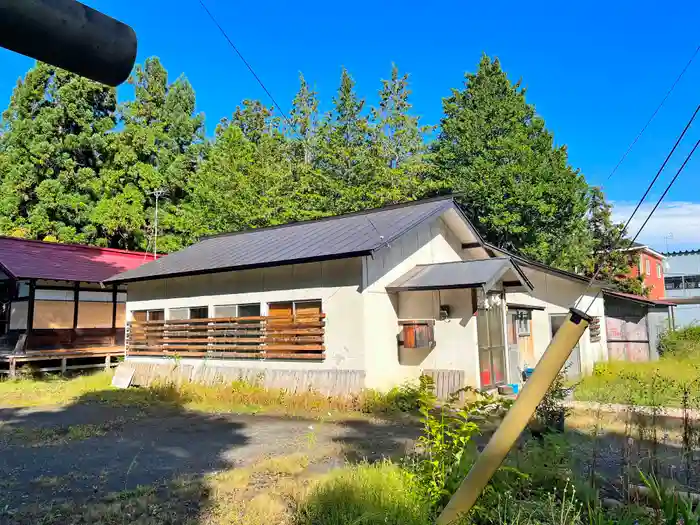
<box><xmin>150</xmin><ymin>188</ymin><xmax>168</xmax><ymax>258</ymax></box>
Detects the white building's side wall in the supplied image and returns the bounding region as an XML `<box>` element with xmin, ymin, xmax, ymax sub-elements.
<box><xmin>362</xmin><ymin>216</ymin><xmax>479</xmax><ymax>389</ymax></box>
<box><xmin>505</xmin><ymin>269</ymin><xmax>608</xmax><ymax>375</ymax></box>
<box><xmin>126</xmin><ymin>258</ymin><xmax>366</xmax><ymax>374</ymax></box>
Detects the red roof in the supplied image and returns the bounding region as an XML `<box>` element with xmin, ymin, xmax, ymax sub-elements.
<box><xmin>0</xmin><ymin>237</ymin><xmax>159</xmax><ymax>282</ymax></box>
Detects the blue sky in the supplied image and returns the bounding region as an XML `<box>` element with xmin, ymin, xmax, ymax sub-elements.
<box><xmin>1</xmin><ymin>0</ymin><xmax>698</xmax><ymax>251</ymax></box>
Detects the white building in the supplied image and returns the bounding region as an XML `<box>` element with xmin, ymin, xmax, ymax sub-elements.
<box><xmin>106</xmin><ymin>197</ymin><xmax>666</xmax><ymax>395</ymax></box>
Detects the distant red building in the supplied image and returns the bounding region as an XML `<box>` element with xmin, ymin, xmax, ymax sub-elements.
<box><xmin>622</xmin><ymin>242</ymin><xmax>666</xmax><ymax>300</ymax></box>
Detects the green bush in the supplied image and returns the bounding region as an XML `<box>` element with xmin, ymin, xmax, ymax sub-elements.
<box><xmin>658</xmin><ymin>325</ymin><xmax>700</xmax><ymax>359</ymax></box>
<box><xmin>295</xmin><ymin>462</ymin><xmax>431</xmax><ymax>525</ymax></box>
<box><xmin>360</xmin><ymin>375</ymin><xmax>434</xmax><ymax>414</ymax></box>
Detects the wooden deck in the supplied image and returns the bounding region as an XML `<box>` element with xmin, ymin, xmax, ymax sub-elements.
<box><xmin>0</xmin><ymin>346</ymin><xmax>124</xmax><ymax>376</ymax></box>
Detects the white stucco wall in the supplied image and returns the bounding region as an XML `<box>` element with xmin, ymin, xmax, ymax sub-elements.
<box><xmin>397</xmin><ymin>288</ymin><xmax>480</xmax><ymax>387</ymax></box>
<box><xmin>125</xmin><ymin>258</ymin><xmax>366</xmax><ymax>374</ymax></box>
<box><xmin>505</xmin><ymin>268</ymin><xmax>607</xmax><ymax>376</ymax></box>
<box><xmin>361</xmin><ymin>215</ymin><xmax>480</xmax><ymax>389</ymax></box>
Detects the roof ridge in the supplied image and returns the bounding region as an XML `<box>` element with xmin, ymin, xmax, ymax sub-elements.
<box><xmin>200</xmin><ymin>195</ymin><xmax>456</xmax><ymax>241</ymax></box>
<box><xmin>0</xmin><ymin>236</ymin><xmax>157</xmax><ymax>258</ymax></box>
<box><xmin>664</xmin><ymin>249</ymin><xmax>700</xmax><ymax>256</ymax></box>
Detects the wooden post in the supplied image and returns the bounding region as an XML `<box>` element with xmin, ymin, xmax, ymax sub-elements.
<box><xmin>8</xmin><ymin>358</ymin><xmax>16</xmax><ymax>378</ymax></box>
<box><xmin>72</xmin><ymin>282</ymin><xmax>79</xmax><ymax>346</ymax></box>
<box><xmin>26</xmin><ymin>280</ymin><xmax>36</xmax><ymax>346</ymax></box>
<box><xmin>60</xmin><ymin>357</ymin><xmax>67</xmax><ymax>375</ymax></box>
<box><xmin>111</xmin><ymin>285</ymin><xmax>118</xmax><ymax>345</ymax></box>
<box><xmin>104</xmin><ymin>354</ymin><xmax>111</xmax><ymax>370</ymax></box>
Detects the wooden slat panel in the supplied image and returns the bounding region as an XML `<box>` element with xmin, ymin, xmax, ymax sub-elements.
<box><xmin>126</xmin><ymin>314</ymin><xmax>325</xmax><ymax>362</ymax></box>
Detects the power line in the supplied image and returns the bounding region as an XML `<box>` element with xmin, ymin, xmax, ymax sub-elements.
<box><xmin>574</xmin><ymin>103</ymin><xmax>700</xmax><ymax>309</ymax></box>
<box><xmin>582</xmin><ymin>138</ymin><xmax>699</xmax><ymax>315</ymax></box>
<box><xmin>196</xmin><ymin>0</ymin><xmax>292</xmax><ymax>127</ymax></box>
<box><xmin>629</xmin><ymin>139</ymin><xmax>699</xmax><ymax>247</ymax></box>
<box><xmin>606</xmin><ymin>44</ymin><xmax>700</xmax><ymax>181</ymax></box>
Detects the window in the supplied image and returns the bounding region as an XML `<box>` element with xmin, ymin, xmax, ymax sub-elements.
<box><xmin>515</xmin><ymin>310</ymin><xmax>531</xmax><ymax>336</ymax></box>
<box><xmin>268</xmin><ymin>300</ymin><xmax>322</xmax><ymax>317</ymax></box>
<box><xmin>645</xmin><ymin>258</ymin><xmax>651</xmax><ymax>276</ymax></box>
<box><xmin>132</xmin><ymin>309</ymin><xmax>164</xmax><ymax>322</ymax></box>
<box><xmin>169</xmin><ymin>306</ymin><xmax>208</xmax><ymax>320</ymax></box>
<box><xmin>213</xmin><ymin>303</ymin><xmax>261</xmax><ymax>318</ymax></box>
<box><xmin>656</xmin><ymin>263</ymin><xmax>662</xmax><ymax>279</ymax></box>
<box><xmin>664</xmin><ymin>275</ymin><xmax>700</xmax><ymax>290</ymax></box>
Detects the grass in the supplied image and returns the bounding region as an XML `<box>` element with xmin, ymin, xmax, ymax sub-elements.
<box><xmin>574</xmin><ymin>358</ymin><xmax>700</xmax><ymax>407</ymax></box>
<box><xmin>296</xmin><ymin>461</ymin><xmax>431</xmax><ymax>525</ymax></box>
<box><xmin>0</xmin><ymin>371</ymin><xmax>115</xmax><ymax>407</ymax></box>
<box><xmin>0</xmin><ymin>370</ymin><xmax>424</xmax><ymax>419</ymax></box>
<box><xmin>574</xmin><ymin>328</ymin><xmax>700</xmax><ymax>408</ymax></box>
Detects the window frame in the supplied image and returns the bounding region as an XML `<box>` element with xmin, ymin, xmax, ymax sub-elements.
<box><xmin>213</xmin><ymin>303</ymin><xmax>261</xmax><ymax>318</ymax></box>
<box><xmin>656</xmin><ymin>262</ymin><xmax>662</xmax><ymax>279</ymax></box>
<box><xmin>267</xmin><ymin>299</ymin><xmax>323</xmax><ymax>316</ymax></box>
<box><xmin>645</xmin><ymin>258</ymin><xmax>651</xmax><ymax>276</ymax></box>
<box><xmin>514</xmin><ymin>310</ymin><xmax>531</xmax><ymax>336</ymax></box>
<box><xmin>131</xmin><ymin>309</ymin><xmax>164</xmax><ymax>322</ymax></box>
<box><xmin>168</xmin><ymin>306</ymin><xmax>209</xmax><ymax>320</ymax></box>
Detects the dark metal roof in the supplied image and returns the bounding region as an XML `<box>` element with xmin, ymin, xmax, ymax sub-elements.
<box><xmin>507</xmin><ymin>303</ymin><xmax>546</xmax><ymax>311</ymax></box>
<box><xmin>107</xmin><ymin>197</ymin><xmax>460</xmax><ymax>283</ymax></box>
<box><xmin>386</xmin><ymin>257</ymin><xmax>532</xmax><ymax>292</ymax></box>
<box><xmin>484</xmin><ymin>242</ymin><xmax>609</xmax><ymax>287</ymax></box>
<box><xmin>602</xmin><ymin>290</ymin><xmax>675</xmax><ymax>307</ymax></box>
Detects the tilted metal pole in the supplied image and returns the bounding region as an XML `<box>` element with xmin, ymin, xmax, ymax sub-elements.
<box><xmin>437</xmin><ymin>308</ymin><xmax>591</xmax><ymax>524</ymax></box>
<box><xmin>0</xmin><ymin>0</ymin><xmax>137</xmax><ymax>86</ymax></box>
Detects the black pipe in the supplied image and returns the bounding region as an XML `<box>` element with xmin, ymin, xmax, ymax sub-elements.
<box><xmin>0</xmin><ymin>0</ymin><xmax>137</xmax><ymax>87</ymax></box>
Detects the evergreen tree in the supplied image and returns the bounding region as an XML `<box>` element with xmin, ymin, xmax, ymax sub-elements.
<box><xmin>431</xmin><ymin>55</ymin><xmax>590</xmax><ymax>269</ymax></box>
<box><xmin>0</xmin><ymin>63</ymin><xmax>116</xmax><ymax>243</ymax></box>
<box><xmin>289</xmin><ymin>74</ymin><xmax>320</xmax><ymax>166</ymax></box>
<box><xmin>586</xmin><ymin>187</ymin><xmax>646</xmax><ymax>295</ymax></box>
<box><xmin>372</xmin><ymin>64</ymin><xmax>425</xmax><ymax>169</ymax></box>
<box><xmin>317</xmin><ymin>68</ymin><xmax>371</xmax><ymax>187</ymax></box>
<box><xmin>95</xmin><ymin>57</ymin><xmax>206</xmax><ymax>252</ymax></box>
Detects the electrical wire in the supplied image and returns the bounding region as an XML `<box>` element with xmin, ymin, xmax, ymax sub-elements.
<box><xmin>582</xmin><ymin>138</ymin><xmax>699</xmax><ymax>315</ymax></box>
<box><xmin>606</xmin><ymin>44</ymin><xmax>700</xmax><ymax>181</ymax></box>
<box><xmin>196</xmin><ymin>0</ymin><xmax>293</xmax><ymax>127</ymax></box>
<box><xmin>574</xmin><ymin>103</ymin><xmax>700</xmax><ymax>310</ymax></box>
<box><xmin>628</xmin><ymin>139</ymin><xmax>699</xmax><ymax>248</ymax></box>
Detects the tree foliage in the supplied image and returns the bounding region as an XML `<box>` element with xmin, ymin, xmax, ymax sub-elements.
<box><xmin>0</xmin><ymin>55</ymin><xmax>641</xmax><ymax>293</ymax></box>
<box><xmin>431</xmin><ymin>55</ymin><xmax>591</xmax><ymax>268</ymax></box>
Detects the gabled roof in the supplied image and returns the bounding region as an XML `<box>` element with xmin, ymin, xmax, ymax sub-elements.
<box><xmin>603</xmin><ymin>290</ymin><xmax>675</xmax><ymax>307</ymax></box>
<box><xmin>483</xmin><ymin>242</ymin><xmax>601</xmax><ymax>286</ymax></box>
<box><xmin>107</xmin><ymin>196</ymin><xmax>469</xmax><ymax>284</ymax></box>
<box><xmin>620</xmin><ymin>241</ymin><xmax>665</xmax><ymax>259</ymax></box>
<box><xmin>386</xmin><ymin>257</ymin><xmax>533</xmax><ymax>292</ymax></box>
<box><xmin>0</xmin><ymin>237</ymin><xmax>157</xmax><ymax>282</ymax></box>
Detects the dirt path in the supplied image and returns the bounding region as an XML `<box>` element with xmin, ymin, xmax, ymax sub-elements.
<box><xmin>0</xmin><ymin>403</ymin><xmax>419</xmax><ymax>515</ymax></box>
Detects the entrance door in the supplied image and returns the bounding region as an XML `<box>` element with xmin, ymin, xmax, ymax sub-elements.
<box><xmin>507</xmin><ymin>310</ymin><xmax>535</xmax><ymax>383</ymax></box>
<box><xmin>477</xmin><ymin>294</ymin><xmax>507</xmax><ymax>389</ymax></box>
<box><xmin>550</xmin><ymin>313</ymin><xmax>581</xmax><ymax>379</ymax></box>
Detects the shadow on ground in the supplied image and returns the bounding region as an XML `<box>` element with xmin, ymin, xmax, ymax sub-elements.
<box><xmin>0</xmin><ymin>388</ymin><xmax>250</xmax><ymax>524</ymax></box>
<box><xmin>0</xmin><ymin>386</ymin><xmax>423</xmax><ymax>524</ymax></box>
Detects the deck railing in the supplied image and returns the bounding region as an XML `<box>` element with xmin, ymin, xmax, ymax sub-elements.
<box><xmin>126</xmin><ymin>314</ymin><xmax>325</xmax><ymax>361</ymax></box>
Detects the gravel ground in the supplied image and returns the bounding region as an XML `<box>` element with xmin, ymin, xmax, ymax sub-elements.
<box><xmin>0</xmin><ymin>402</ymin><xmax>419</xmax><ymax>514</ymax></box>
